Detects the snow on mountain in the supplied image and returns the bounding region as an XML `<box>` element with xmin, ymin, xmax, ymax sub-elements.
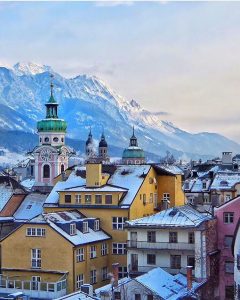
<box><xmin>0</xmin><ymin>62</ymin><xmax>239</xmax><ymax>159</ymax></box>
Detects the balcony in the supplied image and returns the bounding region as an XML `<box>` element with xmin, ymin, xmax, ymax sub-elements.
<box><xmin>0</xmin><ymin>275</ymin><xmax>67</xmax><ymax>299</ymax></box>
<box><xmin>128</xmin><ymin>265</ymin><xmax>195</xmax><ymax>277</ymax></box>
<box><xmin>127</xmin><ymin>240</ymin><xmax>195</xmax><ymax>251</ymax></box>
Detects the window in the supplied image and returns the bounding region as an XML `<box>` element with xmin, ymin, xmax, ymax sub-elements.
<box><xmin>170</xmin><ymin>255</ymin><xmax>181</xmax><ymax>269</ymax></box>
<box><xmin>225</xmin><ymin>261</ymin><xmax>234</xmax><ymax>274</ymax></box>
<box><xmin>112</xmin><ymin>243</ymin><xmax>127</xmax><ymax>255</ymax></box>
<box><xmin>76</xmin><ymin>248</ymin><xmax>84</xmax><ymax>262</ymax></box>
<box><xmin>61</xmin><ymin>164</ymin><xmax>64</xmax><ymax>173</ymax></box>
<box><xmin>224</xmin><ymin>235</ymin><xmax>233</xmax><ymax>248</ymax></box>
<box><xmin>76</xmin><ymin>274</ymin><xmax>84</xmax><ymax>289</ymax></box>
<box><xmin>75</xmin><ymin>194</ymin><xmax>81</xmax><ymax>204</ymax></box>
<box><xmin>135</xmin><ymin>295</ymin><xmax>141</xmax><ymax>300</ymax></box>
<box><xmin>85</xmin><ymin>195</ymin><xmax>92</xmax><ymax>204</ymax></box>
<box><xmin>53</xmin><ymin>137</ymin><xmax>59</xmax><ymax>142</ymax></box>
<box><xmin>147</xmin><ymin>296</ymin><xmax>153</xmax><ymax>300</ymax></box>
<box><xmin>237</xmin><ymin>254</ymin><xmax>240</xmax><ymax>270</ymax></box>
<box><xmin>187</xmin><ymin>256</ymin><xmax>195</xmax><ymax>269</ymax></box>
<box><xmin>70</xmin><ymin>223</ymin><xmax>76</xmax><ymax>235</ymax></box>
<box><xmin>83</xmin><ymin>221</ymin><xmax>88</xmax><ymax>233</ymax></box>
<box><xmin>32</xmin><ymin>276</ymin><xmax>41</xmax><ymax>290</ymax></box>
<box><xmin>225</xmin><ymin>195</ymin><xmax>232</xmax><ymax>202</ymax></box>
<box><xmin>224</xmin><ymin>212</ymin><xmax>234</xmax><ymax>224</ymax></box>
<box><xmin>143</xmin><ymin>194</ymin><xmax>146</xmax><ymax>204</ymax></box>
<box><xmin>44</xmin><ymin>137</ymin><xmax>49</xmax><ymax>143</ymax></box>
<box><xmin>112</xmin><ymin>217</ymin><xmax>127</xmax><ymax>230</ymax></box>
<box><xmin>147</xmin><ymin>231</ymin><xmax>156</xmax><ymax>243</ymax></box>
<box><xmin>154</xmin><ymin>193</ymin><xmax>158</xmax><ymax>209</ymax></box>
<box><xmin>26</xmin><ymin>228</ymin><xmax>45</xmax><ymax>237</ymax></box>
<box><xmin>90</xmin><ymin>245</ymin><xmax>97</xmax><ymax>259</ymax></box>
<box><xmin>114</xmin><ymin>292</ymin><xmax>121</xmax><ymax>300</ymax></box>
<box><xmin>27</xmin><ymin>205</ymin><xmax>32</xmax><ymax>209</ymax></box>
<box><xmin>163</xmin><ymin>193</ymin><xmax>170</xmax><ymax>201</ymax></box>
<box><xmin>95</xmin><ymin>194</ymin><xmax>102</xmax><ymax>204</ymax></box>
<box><xmin>188</xmin><ymin>232</ymin><xmax>195</xmax><ymax>244</ymax></box>
<box><xmin>101</xmin><ymin>243</ymin><xmax>108</xmax><ymax>256</ymax></box>
<box><xmin>169</xmin><ymin>232</ymin><xmax>178</xmax><ymax>243</ymax></box>
<box><xmin>225</xmin><ymin>286</ymin><xmax>234</xmax><ymax>299</ymax></box>
<box><xmin>94</xmin><ymin>220</ymin><xmax>100</xmax><ymax>231</ymax></box>
<box><xmin>119</xmin><ymin>266</ymin><xmax>127</xmax><ymax>279</ymax></box>
<box><xmin>64</xmin><ymin>194</ymin><xmax>71</xmax><ymax>203</ymax></box>
<box><xmin>90</xmin><ymin>270</ymin><xmax>97</xmax><ymax>284</ymax></box>
<box><xmin>147</xmin><ymin>254</ymin><xmax>156</xmax><ymax>265</ymax></box>
<box><xmin>101</xmin><ymin>267</ymin><xmax>108</xmax><ymax>281</ymax></box>
<box><xmin>202</xmin><ymin>181</ymin><xmax>207</xmax><ymax>189</ymax></box>
<box><xmin>105</xmin><ymin>194</ymin><xmax>112</xmax><ymax>204</ymax></box>
<box><xmin>203</xmin><ymin>196</ymin><xmax>211</xmax><ymax>204</ymax></box>
<box><xmin>31</xmin><ymin>249</ymin><xmax>41</xmax><ymax>269</ymax></box>
<box><xmin>43</xmin><ymin>165</ymin><xmax>50</xmax><ymax>178</ymax></box>
<box><xmin>149</xmin><ymin>193</ymin><xmax>153</xmax><ymax>203</ymax></box>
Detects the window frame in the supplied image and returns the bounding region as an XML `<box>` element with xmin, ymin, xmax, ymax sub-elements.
<box><xmin>105</xmin><ymin>194</ymin><xmax>113</xmax><ymax>204</ymax></box>
<box><xmin>75</xmin><ymin>194</ymin><xmax>81</xmax><ymax>204</ymax></box>
<box><xmin>147</xmin><ymin>254</ymin><xmax>156</xmax><ymax>265</ymax></box>
<box><xmin>112</xmin><ymin>243</ymin><xmax>127</xmax><ymax>255</ymax></box>
<box><xmin>224</xmin><ymin>212</ymin><xmax>234</xmax><ymax>224</ymax></box>
<box><xmin>90</xmin><ymin>270</ymin><xmax>97</xmax><ymax>284</ymax></box>
<box><xmin>112</xmin><ymin>217</ymin><xmax>127</xmax><ymax>230</ymax></box>
<box><xmin>95</xmin><ymin>194</ymin><xmax>102</xmax><ymax>204</ymax></box>
<box><xmin>85</xmin><ymin>194</ymin><xmax>92</xmax><ymax>204</ymax></box>
<box><xmin>169</xmin><ymin>232</ymin><xmax>178</xmax><ymax>243</ymax></box>
<box><xmin>76</xmin><ymin>274</ymin><xmax>84</xmax><ymax>289</ymax></box>
<box><xmin>76</xmin><ymin>248</ymin><xmax>84</xmax><ymax>262</ymax></box>
<box><xmin>90</xmin><ymin>245</ymin><xmax>97</xmax><ymax>259</ymax></box>
<box><xmin>31</xmin><ymin>249</ymin><xmax>41</xmax><ymax>269</ymax></box>
<box><xmin>83</xmin><ymin>221</ymin><xmax>89</xmax><ymax>233</ymax></box>
<box><xmin>101</xmin><ymin>243</ymin><xmax>108</xmax><ymax>256</ymax></box>
<box><xmin>147</xmin><ymin>231</ymin><xmax>156</xmax><ymax>243</ymax></box>
<box><xmin>170</xmin><ymin>255</ymin><xmax>181</xmax><ymax>269</ymax></box>
<box><xmin>64</xmin><ymin>194</ymin><xmax>71</xmax><ymax>203</ymax></box>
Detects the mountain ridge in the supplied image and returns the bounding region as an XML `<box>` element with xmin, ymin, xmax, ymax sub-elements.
<box><xmin>0</xmin><ymin>62</ymin><xmax>239</xmax><ymax>160</ymax></box>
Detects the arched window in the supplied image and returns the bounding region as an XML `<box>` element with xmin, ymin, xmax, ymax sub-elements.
<box><xmin>43</xmin><ymin>164</ymin><xmax>50</xmax><ymax>178</ymax></box>
<box><xmin>61</xmin><ymin>164</ymin><xmax>64</xmax><ymax>173</ymax></box>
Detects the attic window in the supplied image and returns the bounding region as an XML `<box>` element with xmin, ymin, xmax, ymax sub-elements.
<box><xmin>83</xmin><ymin>221</ymin><xmax>88</xmax><ymax>233</ymax></box>
<box><xmin>70</xmin><ymin>223</ymin><xmax>76</xmax><ymax>236</ymax></box>
<box><xmin>27</xmin><ymin>205</ymin><xmax>32</xmax><ymax>209</ymax></box>
<box><xmin>220</xmin><ymin>181</ymin><xmax>228</xmax><ymax>186</ymax></box>
<box><xmin>185</xmin><ymin>182</ymin><xmax>190</xmax><ymax>189</ymax></box>
<box><xmin>121</xmin><ymin>170</ymin><xmax>130</xmax><ymax>175</ymax></box>
<box><xmin>202</xmin><ymin>181</ymin><xmax>207</xmax><ymax>189</ymax></box>
<box><xmin>94</xmin><ymin>220</ymin><xmax>100</xmax><ymax>231</ymax></box>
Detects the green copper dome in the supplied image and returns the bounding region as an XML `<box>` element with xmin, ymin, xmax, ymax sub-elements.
<box><xmin>37</xmin><ymin>119</ymin><xmax>67</xmax><ymax>132</ymax></box>
<box><xmin>122</xmin><ymin>147</ymin><xmax>145</xmax><ymax>159</ymax></box>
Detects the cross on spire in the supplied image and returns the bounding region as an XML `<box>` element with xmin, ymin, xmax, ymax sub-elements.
<box><xmin>50</xmin><ymin>74</ymin><xmax>54</xmax><ymax>96</ymax></box>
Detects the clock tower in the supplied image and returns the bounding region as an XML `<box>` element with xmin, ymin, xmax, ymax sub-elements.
<box><xmin>32</xmin><ymin>77</ymin><xmax>71</xmax><ymax>189</ymax></box>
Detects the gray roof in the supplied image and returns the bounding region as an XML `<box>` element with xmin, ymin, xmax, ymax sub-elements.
<box><xmin>126</xmin><ymin>205</ymin><xmax>212</xmax><ymax>228</ymax></box>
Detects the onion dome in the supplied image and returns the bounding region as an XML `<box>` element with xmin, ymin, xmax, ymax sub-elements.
<box><xmin>99</xmin><ymin>133</ymin><xmax>108</xmax><ymax>147</ymax></box>
<box><xmin>86</xmin><ymin>129</ymin><xmax>93</xmax><ymax>146</ymax></box>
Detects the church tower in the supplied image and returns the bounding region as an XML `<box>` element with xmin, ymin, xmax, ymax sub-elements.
<box><xmin>85</xmin><ymin>128</ymin><xmax>95</xmax><ymax>158</ymax></box>
<box><xmin>98</xmin><ymin>131</ymin><xmax>108</xmax><ymax>159</ymax></box>
<box><xmin>32</xmin><ymin>76</ymin><xmax>71</xmax><ymax>189</ymax></box>
<box><xmin>122</xmin><ymin>126</ymin><xmax>145</xmax><ymax>165</ymax></box>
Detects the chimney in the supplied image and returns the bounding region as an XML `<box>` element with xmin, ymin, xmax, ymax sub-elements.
<box><xmin>112</xmin><ymin>263</ymin><xmax>119</xmax><ymax>287</ymax></box>
<box><xmin>187</xmin><ymin>266</ymin><xmax>193</xmax><ymax>290</ymax></box>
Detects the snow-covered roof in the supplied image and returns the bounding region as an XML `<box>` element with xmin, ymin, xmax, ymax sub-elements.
<box><xmin>126</xmin><ymin>205</ymin><xmax>212</xmax><ymax>228</ymax></box>
<box><xmin>14</xmin><ymin>193</ymin><xmax>47</xmax><ymax>220</ymax></box>
<box><xmin>20</xmin><ymin>178</ymin><xmax>35</xmax><ymax>190</ymax></box>
<box><xmin>44</xmin><ymin>169</ymin><xmax>86</xmax><ymax>205</ymax></box>
<box><xmin>56</xmin><ymin>291</ymin><xmax>99</xmax><ymax>300</ymax></box>
<box><xmin>30</xmin><ymin>210</ymin><xmax>111</xmax><ymax>246</ymax></box>
<box><xmin>108</xmin><ymin>165</ymin><xmax>151</xmax><ymax>206</ymax></box>
<box><xmin>155</xmin><ymin>164</ymin><xmax>184</xmax><ymax>175</ymax></box>
<box><xmin>211</xmin><ymin>172</ymin><xmax>240</xmax><ymax>190</ymax></box>
<box><xmin>135</xmin><ymin>268</ymin><xmax>202</xmax><ymax>300</ymax></box>
<box><xmin>190</xmin><ymin>178</ymin><xmax>211</xmax><ymax>193</ymax></box>
<box><xmin>61</xmin><ymin>184</ymin><xmax>128</xmax><ymax>193</ymax></box>
<box><xmin>95</xmin><ymin>277</ymin><xmax>131</xmax><ymax>295</ymax></box>
<box><xmin>0</xmin><ymin>184</ymin><xmax>13</xmax><ymax>211</ymax></box>
<box><xmin>45</xmin><ymin>164</ymin><xmax>151</xmax><ymax>207</ymax></box>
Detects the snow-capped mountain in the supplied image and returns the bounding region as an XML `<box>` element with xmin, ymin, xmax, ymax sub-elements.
<box><xmin>0</xmin><ymin>61</ymin><xmax>239</xmax><ymax>159</ymax></box>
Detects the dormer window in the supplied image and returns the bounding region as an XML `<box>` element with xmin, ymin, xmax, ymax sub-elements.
<box><xmin>83</xmin><ymin>221</ymin><xmax>88</xmax><ymax>233</ymax></box>
<box><xmin>70</xmin><ymin>223</ymin><xmax>76</xmax><ymax>236</ymax></box>
<box><xmin>94</xmin><ymin>220</ymin><xmax>100</xmax><ymax>231</ymax></box>
<box><xmin>185</xmin><ymin>182</ymin><xmax>190</xmax><ymax>189</ymax></box>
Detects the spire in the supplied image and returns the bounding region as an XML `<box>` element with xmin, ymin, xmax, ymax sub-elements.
<box><xmin>50</xmin><ymin>74</ymin><xmax>54</xmax><ymax>97</ymax></box>
<box><xmin>86</xmin><ymin>127</ymin><xmax>93</xmax><ymax>145</ymax></box>
<box><xmin>130</xmin><ymin>126</ymin><xmax>138</xmax><ymax>147</ymax></box>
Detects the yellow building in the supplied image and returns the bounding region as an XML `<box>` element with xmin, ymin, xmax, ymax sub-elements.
<box><xmin>0</xmin><ymin>210</ymin><xmax>111</xmax><ymax>297</ymax></box>
<box><xmin>44</xmin><ymin>162</ymin><xmax>185</xmax><ymax>278</ymax></box>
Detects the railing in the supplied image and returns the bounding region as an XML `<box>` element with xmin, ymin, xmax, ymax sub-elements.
<box><xmin>0</xmin><ymin>275</ymin><xmax>67</xmax><ymax>299</ymax></box>
<box><xmin>128</xmin><ymin>265</ymin><xmax>195</xmax><ymax>276</ymax></box>
<box><xmin>127</xmin><ymin>240</ymin><xmax>195</xmax><ymax>251</ymax></box>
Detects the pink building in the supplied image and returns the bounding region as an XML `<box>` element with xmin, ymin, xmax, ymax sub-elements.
<box><xmin>214</xmin><ymin>196</ymin><xmax>240</xmax><ymax>299</ymax></box>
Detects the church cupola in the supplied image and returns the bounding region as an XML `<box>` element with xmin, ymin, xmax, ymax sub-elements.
<box><xmin>45</xmin><ymin>80</ymin><xmax>58</xmax><ymax>119</ymax></box>
<box><xmin>99</xmin><ymin>130</ymin><xmax>108</xmax><ymax>159</ymax></box>
<box><xmin>86</xmin><ymin>128</ymin><xmax>95</xmax><ymax>157</ymax></box>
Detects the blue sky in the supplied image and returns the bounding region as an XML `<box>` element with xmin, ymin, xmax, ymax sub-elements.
<box><xmin>1</xmin><ymin>1</ymin><xmax>240</xmax><ymax>140</ymax></box>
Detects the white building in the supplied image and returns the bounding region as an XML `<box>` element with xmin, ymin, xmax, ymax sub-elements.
<box><xmin>95</xmin><ymin>267</ymin><xmax>203</xmax><ymax>300</ymax></box>
<box><xmin>125</xmin><ymin>205</ymin><xmax>217</xmax><ymax>282</ymax></box>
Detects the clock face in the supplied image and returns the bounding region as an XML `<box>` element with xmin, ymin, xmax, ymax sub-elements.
<box><xmin>40</xmin><ymin>149</ymin><xmax>52</xmax><ymax>161</ymax></box>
